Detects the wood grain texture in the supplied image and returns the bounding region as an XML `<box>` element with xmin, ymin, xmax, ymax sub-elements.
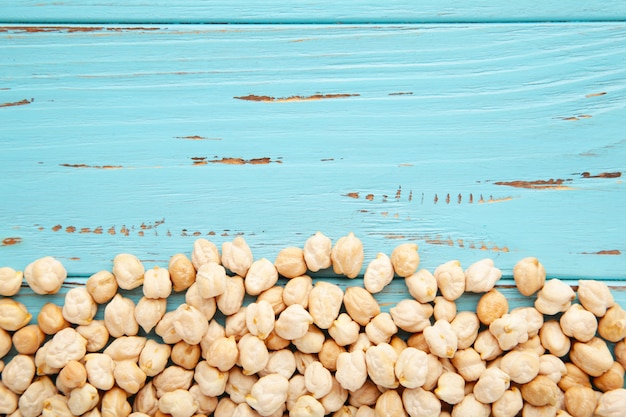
<box><xmin>2</xmin><ymin>1</ymin><xmax>626</xmax><ymax>24</ymax></box>
<box><xmin>1</xmin><ymin>23</ymin><xmax>625</xmax><ymax>280</ymax></box>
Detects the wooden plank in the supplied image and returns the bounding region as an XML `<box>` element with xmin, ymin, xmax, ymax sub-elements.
<box><xmin>1</xmin><ymin>23</ymin><xmax>625</xmax><ymax>279</ymax></box>
<box><xmin>1</xmin><ymin>1</ymin><xmax>626</xmax><ymax>24</ymax></box>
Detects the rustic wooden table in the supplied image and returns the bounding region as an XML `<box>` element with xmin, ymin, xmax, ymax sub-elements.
<box><xmin>1</xmin><ymin>0</ymin><xmax>625</xmax><ymax>401</ymax></box>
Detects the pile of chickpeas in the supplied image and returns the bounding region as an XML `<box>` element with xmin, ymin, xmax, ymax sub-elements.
<box><xmin>0</xmin><ymin>231</ymin><xmax>625</xmax><ymax>417</ymax></box>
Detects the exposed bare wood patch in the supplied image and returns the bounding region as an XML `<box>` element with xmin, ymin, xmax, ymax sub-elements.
<box><xmin>494</xmin><ymin>179</ymin><xmax>572</xmax><ymax>190</ymax></box>
<box><xmin>52</xmin><ymin>224</ymin><xmax>62</xmax><ymax>232</ymax></box>
<box><xmin>586</xmin><ymin>92</ymin><xmax>607</xmax><ymax>98</ymax></box>
<box><xmin>344</xmin><ymin>192</ymin><xmax>360</xmax><ymax>199</ymax></box>
<box><xmin>234</xmin><ymin>93</ymin><xmax>360</xmax><ymax>102</ymax></box>
<box><xmin>65</xmin><ymin>226</ymin><xmax>76</xmax><ymax>233</ymax></box>
<box><xmin>582</xmin><ymin>250</ymin><xmax>621</xmax><ymax>255</ymax></box>
<box><xmin>559</xmin><ymin>114</ymin><xmax>592</xmax><ymax>121</ymax></box>
<box><xmin>376</xmin><ymin>232</ymin><xmax>510</xmax><ymax>252</ymax></box>
<box><xmin>0</xmin><ymin>26</ymin><xmax>159</xmax><ymax>34</ymax></box>
<box><xmin>0</xmin><ymin>98</ymin><xmax>32</xmax><ymax>108</ymax></box>
<box><xmin>1</xmin><ymin>237</ymin><xmax>22</xmax><ymax>246</ymax></box>
<box><xmin>365</xmin><ymin>194</ymin><xmax>374</xmax><ymax>201</ymax></box>
<box><xmin>581</xmin><ymin>171</ymin><xmax>621</xmax><ymax>178</ymax></box>
<box><xmin>176</xmin><ymin>135</ymin><xmax>222</xmax><ymax>141</ymax></box>
<box><xmin>197</xmin><ymin>157</ymin><xmax>281</xmax><ymax>165</ymax></box>
<box><xmin>60</xmin><ymin>163</ymin><xmax>123</xmax><ymax>169</ymax></box>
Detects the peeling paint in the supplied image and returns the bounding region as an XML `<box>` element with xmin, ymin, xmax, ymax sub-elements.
<box><xmin>0</xmin><ymin>26</ymin><xmax>159</xmax><ymax>34</ymax></box>
<box><xmin>586</xmin><ymin>92</ymin><xmax>607</xmax><ymax>98</ymax></box>
<box><xmin>234</xmin><ymin>93</ymin><xmax>360</xmax><ymax>102</ymax></box>
<box><xmin>199</xmin><ymin>157</ymin><xmax>280</xmax><ymax>165</ymax></box>
<box><xmin>176</xmin><ymin>135</ymin><xmax>221</xmax><ymax>141</ymax></box>
<box><xmin>494</xmin><ymin>179</ymin><xmax>572</xmax><ymax>189</ymax></box>
<box><xmin>581</xmin><ymin>171</ymin><xmax>621</xmax><ymax>178</ymax></box>
<box><xmin>0</xmin><ymin>98</ymin><xmax>32</xmax><ymax>108</ymax></box>
<box><xmin>1</xmin><ymin>237</ymin><xmax>22</xmax><ymax>246</ymax></box>
<box><xmin>389</xmin><ymin>92</ymin><xmax>414</xmax><ymax>96</ymax></box>
<box><xmin>582</xmin><ymin>250</ymin><xmax>621</xmax><ymax>255</ymax></box>
<box><xmin>376</xmin><ymin>232</ymin><xmax>510</xmax><ymax>252</ymax></box>
<box><xmin>345</xmin><ymin>192</ymin><xmax>360</xmax><ymax>199</ymax></box>
<box><xmin>60</xmin><ymin>163</ymin><xmax>123</xmax><ymax>169</ymax></box>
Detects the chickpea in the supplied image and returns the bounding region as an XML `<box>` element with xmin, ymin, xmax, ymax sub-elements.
<box><xmin>303</xmin><ymin>231</ymin><xmax>332</xmax><ymax>272</ymax></box>
<box><xmin>274</xmin><ymin>247</ymin><xmax>307</xmax><ymax>279</ymax></box>
<box><xmin>330</xmin><ymin>232</ymin><xmax>364</xmax><ymax>278</ymax></box>
<box><xmin>0</xmin><ymin>266</ymin><xmax>22</xmax><ymax>296</ymax></box>
<box><xmin>24</xmin><ymin>256</ymin><xmax>66</xmax><ymax>294</ymax></box>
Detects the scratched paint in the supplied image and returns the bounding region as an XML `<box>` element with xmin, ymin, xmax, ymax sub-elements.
<box><xmin>234</xmin><ymin>93</ymin><xmax>360</xmax><ymax>102</ymax></box>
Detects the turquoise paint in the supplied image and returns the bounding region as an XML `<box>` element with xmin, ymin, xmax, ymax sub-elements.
<box><xmin>2</xmin><ymin>1</ymin><xmax>626</xmax><ymax>23</ymax></box>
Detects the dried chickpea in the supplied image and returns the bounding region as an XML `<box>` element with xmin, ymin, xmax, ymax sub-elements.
<box><xmin>76</xmin><ymin>320</ymin><xmax>109</xmax><ymax>352</ymax></box>
<box><xmin>0</xmin><ymin>328</ymin><xmax>11</xmax><ymax>360</ymax></box>
<box><xmin>191</xmin><ymin>238</ymin><xmax>221</xmax><ymax>270</ymax></box>
<box><xmin>257</xmin><ymin>285</ymin><xmax>286</xmax><ymax>315</ymax></box>
<box><xmin>85</xmin><ymin>270</ymin><xmax>117</xmax><ymax>304</ymax></box>
<box><xmin>473</xmin><ymin>366</ymin><xmax>510</xmax><ymax>404</ymax></box>
<box><xmin>365</xmin><ymin>342</ymin><xmax>399</xmax><ymax>389</ymax></box>
<box><xmin>473</xmin><ymin>330</ymin><xmax>502</xmax><ymax>361</ymax></box>
<box><xmin>261</xmin><ymin>349</ymin><xmax>297</xmax><ymax>379</ymax></box>
<box><xmin>153</xmin><ymin>365</ymin><xmax>194</xmax><ymax>398</ymax></box>
<box><xmin>434</xmin><ymin>372</ymin><xmax>465</xmax><ymax>404</ymax></box>
<box><xmin>101</xmin><ymin>386</ymin><xmax>132</xmax><ymax>417</ymax></box>
<box><xmin>37</xmin><ymin>302</ymin><xmax>69</xmax><ymax>335</ymax></box>
<box><xmin>513</xmin><ymin>256</ymin><xmax>545</xmax><ymax>296</ymax></box>
<box><xmin>104</xmin><ymin>293</ymin><xmax>138</xmax><ymax>337</ymax></box>
<box><xmin>594</xmin><ymin>388</ymin><xmax>626</xmax><ymax>417</ymax></box>
<box><xmin>134</xmin><ymin>382</ymin><xmax>159</xmax><ymax>416</ymax></box>
<box><xmin>0</xmin><ymin>266</ymin><xmax>22</xmax><ymax>296</ymax></box>
<box><xmin>246</xmin><ymin>373</ymin><xmax>289</xmax><ymax>416</ymax></box>
<box><xmin>309</xmin><ymin>281</ymin><xmax>344</xmax><ymax>329</ymax></box>
<box><xmin>348</xmin><ymin>379</ymin><xmax>382</xmax><ymax>408</ymax></box>
<box><xmin>2</xmin><ymin>354</ymin><xmax>36</xmax><ymax>394</ymax></box>
<box><xmin>336</xmin><ymin>350</ymin><xmax>368</xmax><ymax>392</ymax></box>
<box><xmin>614</xmin><ymin>338</ymin><xmax>626</xmax><ymax>368</ymax></box>
<box><xmin>558</xmin><ymin>303</ymin><xmax>597</xmax><ymax>342</ymax></box>
<box><xmin>363</xmin><ymin>253</ymin><xmax>394</xmax><ymax>293</ymax></box>
<box><xmin>134</xmin><ymin>296</ymin><xmax>167</xmax><ymax>333</ymax></box>
<box><xmin>451</xmin><ymin>393</ymin><xmax>490</xmax><ymax>417</ymax></box>
<box><xmin>451</xmin><ymin>348</ymin><xmax>486</xmax><ymax>382</ymax></box>
<box><xmin>317</xmin><ymin>339</ymin><xmax>346</xmax><ymax>372</ymax></box>
<box><xmin>239</xmin><ymin>334</ymin><xmax>270</xmax><ymax>375</ymax></box>
<box><xmin>112</xmin><ymin>253</ymin><xmax>145</xmax><ymax>290</ymax></box>
<box><xmin>476</xmin><ymin>289</ymin><xmax>508</xmax><ymax>326</ymax></box>
<box><xmin>282</xmin><ymin>275</ymin><xmax>312</xmax><ymax>308</ymax></box>
<box><xmin>159</xmin><ymin>389</ymin><xmax>198</xmax><ymax>417</ymax></box>
<box><xmin>577</xmin><ymin>279</ymin><xmax>614</xmax><ymax>317</ymax></box>
<box><xmin>343</xmin><ymin>286</ymin><xmax>380</xmax><ymax>326</ymax></box>
<box><xmin>24</xmin><ymin>256</ymin><xmax>66</xmax><ymax>294</ymax></box>
<box><xmin>320</xmin><ymin>377</ymin><xmax>349</xmax><ymax>414</ymax></box>
<box><xmin>214</xmin><ymin>398</ymin><xmax>238</xmax><ymax>417</ymax></box>
<box><xmin>405</xmin><ymin>269</ymin><xmax>437</xmax><ymax>303</ymax></box>
<box><xmin>570</xmin><ymin>337</ymin><xmax>614</xmax><ymax>377</ymax></box>
<box><xmin>102</xmin><ymin>336</ymin><xmax>146</xmax><ymax>362</ymax></box>
<box><xmin>143</xmin><ymin>266</ymin><xmax>172</xmax><ymax>299</ymax></box>
<box><xmin>172</xmin><ymin>303</ymin><xmax>209</xmax><ymax>345</ymax></box>
<box><xmin>221</xmin><ymin>236</ymin><xmax>253</xmax><ymax>277</ymax></box>
<box><xmin>12</xmin><ymin>324</ymin><xmax>45</xmax><ymax>354</ymax></box>
<box><xmin>535</xmin><ymin>278</ymin><xmax>575</xmax><ymax>315</ymax></box>
<box><xmin>206</xmin><ymin>335</ymin><xmax>238</xmax><ymax>372</ymax></box>
<box><xmin>303</xmin><ymin>231</ymin><xmax>332</xmax><ymax>272</ymax></box>
<box><xmin>489</xmin><ymin>313</ymin><xmax>528</xmax><ymax>351</ymax></box>
<box><xmin>539</xmin><ymin>320</ymin><xmax>571</xmax><ymax>357</ymax></box>
<box><xmin>593</xmin><ymin>362</ymin><xmax>625</xmax><ymax>392</ymax></box>
<box><xmin>520</xmin><ymin>375</ymin><xmax>560</xmax><ymax>407</ymax></box>
<box><xmin>0</xmin><ymin>298</ymin><xmax>32</xmax><ymax>331</ymax></box>
<box><xmin>113</xmin><ymin>360</ymin><xmax>146</xmax><ymax>394</ymax></box>
<box><xmin>62</xmin><ymin>286</ymin><xmax>97</xmax><ymax>325</ymax></box>
<box><xmin>194</xmin><ymin>361</ymin><xmax>228</xmax><ymax>397</ymax></box>
<box><xmin>389</xmin><ymin>299</ymin><xmax>433</xmax><ymax>333</ymax></box>
<box><xmin>166</xmin><ymin>341</ymin><xmax>199</xmax><ymax>371</ymax></box>
<box><xmin>274</xmin><ymin>247</ymin><xmax>307</xmax><ymax>279</ymax></box>
<box><xmin>561</xmin><ymin>386</ymin><xmax>596</xmax><ymax>417</ymax></box>
<box><xmin>390</xmin><ymin>243</ymin><xmax>420</xmax><ymax>278</ymax></box>
<box><xmin>328</xmin><ymin>313</ymin><xmax>360</xmax><ymax>346</ymax></box>
<box><xmin>402</xmin><ymin>387</ymin><xmax>441</xmax><ymax>417</ymax></box>
<box><xmin>42</xmin><ymin>394</ymin><xmax>73</xmax><ymax>417</ymax></box>
<box><xmin>433</xmin><ymin>296</ymin><xmax>456</xmax><ymax>322</ymax></box>
<box><xmin>218</xmin><ymin>276</ymin><xmax>246</xmax><ymax>315</ymax></box>
<box><xmin>598</xmin><ymin>303</ymin><xmax>626</xmax><ymax>342</ymax></box>
<box><xmin>303</xmin><ymin>360</ymin><xmax>333</xmax><ymax>400</ymax></box>
<box><xmin>500</xmin><ymin>350</ymin><xmax>540</xmax><ymax>384</ymax></box>
<box><xmin>464</xmin><ymin>258</ymin><xmax>501</xmax><ymax>293</ymax></box>
<box><xmin>45</xmin><ymin>327</ymin><xmax>87</xmax><ymax>368</ymax></box>
<box><xmin>424</xmin><ymin>320</ymin><xmax>458</xmax><ymax>359</ymax></box>
<box><xmin>245</xmin><ymin>258</ymin><xmax>278</xmax><ymax>295</ymax></box>
<box><xmin>374</xmin><ymin>389</ymin><xmax>406</xmax><ymax>417</ymax></box>
<box><xmin>558</xmin><ymin>362</ymin><xmax>591</xmax><ymax>392</ymax></box>
<box><xmin>0</xmin><ymin>380</ymin><xmax>18</xmax><ymax>414</ymax></box>
<box><xmin>190</xmin><ymin>383</ymin><xmax>218</xmax><ymax>415</ymax></box>
<box><xmin>67</xmin><ymin>383</ymin><xmax>99</xmax><ymax>415</ymax></box>
<box><xmin>225</xmin><ymin>306</ymin><xmax>250</xmax><ymax>340</ymax></box>
<box><xmin>434</xmin><ymin>260</ymin><xmax>465</xmax><ymax>301</ymax></box>
<box><xmin>350</xmin><ymin>332</ymin><xmax>373</xmax><ymax>354</ymax></box>
<box><xmin>57</xmin><ymin>360</ymin><xmax>87</xmax><ymax>391</ymax></box>
<box><xmin>492</xmin><ymin>387</ymin><xmax>523</xmax><ymax>417</ymax></box>
<box><xmin>169</xmin><ymin>253</ymin><xmax>196</xmax><ymax>292</ymax></box>
<box><xmin>195</xmin><ymin>262</ymin><xmax>227</xmax><ymax>299</ymax></box>
<box><xmin>18</xmin><ymin>375</ymin><xmax>57</xmax><ymax>417</ymax></box>
<box><xmin>84</xmin><ymin>353</ymin><xmax>115</xmax><ymax>390</ymax></box>
<box><xmin>538</xmin><ymin>354</ymin><xmax>566</xmax><ymax>384</ymax></box>
<box><xmin>291</xmin><ymin>395</ymin><xmax>325</xmax><ymax>417</ymax></box>
<box><xmin>451</xmin><ymin>311</ymin><xmax>480</xmax><ymax>349</ymax></box>
<box><xmin>365</xmin><ymin>312</ymin><xmax>398</xmax><ymax>345</ymax></box>
<box><xmin>330</xmin><ymin>232</ymin><xmax>364</xmax><ymax>278</ymax></box>
<box><xmin>395</xmin><ymin>347</ymin><xmax>428</xmax><ymax>388</ymax></box>
<box><xmin>185</xmin><ymin>282</ymin><xmax>216</xmax><ymax>320</ymax></box>
<box><xmin>293</xmin><ymin>324</ymin><xmax>325</xmax><ymax>354</ymax></box>
<box><xmin>34</xmin><ymin>340</ymin><xmax>60</xmax><ymax>375</ymax></box>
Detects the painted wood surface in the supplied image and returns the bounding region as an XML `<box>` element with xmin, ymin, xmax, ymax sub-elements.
<box><xmin>3</xmin><ymin>1</ymin><xmax>626</xmax><ymax>23</ymax></box>
<box><xmin>1</xmin><ymin>23</ymin><xmax>625</xmax><ymax>280</ymax></box>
